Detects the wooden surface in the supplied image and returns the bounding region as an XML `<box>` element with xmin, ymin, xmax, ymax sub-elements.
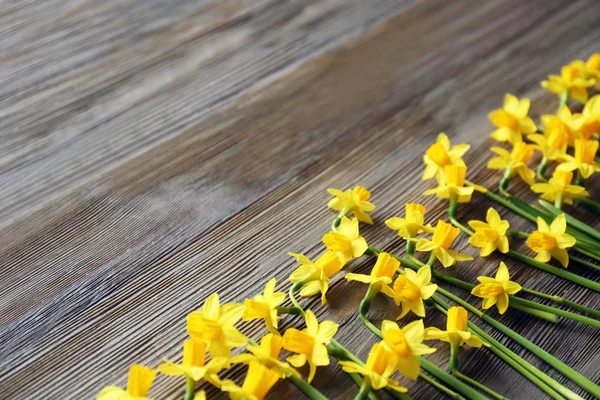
<box><xmin>1</xmin><ymin>1</ymin><xmax>600</xmax><ymax>399</ymax></box>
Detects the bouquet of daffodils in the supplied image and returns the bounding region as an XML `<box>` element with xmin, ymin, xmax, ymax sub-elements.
<box><xmin>97</xmin><ymin>54</ymin><xmax>600</xmax><ymax>400</ymax></box>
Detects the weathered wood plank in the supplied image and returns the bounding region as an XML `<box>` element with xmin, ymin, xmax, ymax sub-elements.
<box><xmin>1</xmin><ymin>0</ymin><xmax>599</xmax><ymax>399</ymax></box>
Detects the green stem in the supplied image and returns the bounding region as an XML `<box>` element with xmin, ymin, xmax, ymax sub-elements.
<box><xmin>184</xmin><ymin>376</ymin><xmax>195</xmax><ymax>400</ymax></box>
<box><xmin>355</xmin><ymin>379</ymin><xmax>372</xmax><ymax>400</ymax></box>
<box><xmin>559</xmin><ymin>89</ymin><xmax>568</xmax><ymax>108</ymax></box>
<box><xmin>432</xmin><ymin>302</ymin><xmax>577</xmax><ymax>400</ymax></box>
<box><xmin>450</xmin><ymin>342</ymin><xmax>507</xmax><ymax>400</ymax></box>
<box><xmin>289</xmin><ymin>281</ymin><xmax>306</xmax><ymax>317</ymax></box>
<box><xmin>574</xmin><ymin>196</ymin><xmax>600</xmax><ymax>214</ymax></box>
<box><xmin>571</xmin><ymin>254</ymin><xmax>600</xmax><ymax>272</ymax></box>
<box><xmin>419</xmin><ymin>373</ymin><xmax>465</xmax><ymax>400</ymax></box>
<box><xmin>536</xmin><ymin>157</ymin><xmax>549</xmax><ymax>182</ymax></box>
<box><xmin>276</xmin><ymin>306</ymin><xmax>304</xmax><ymax>316</ymax></box>
<box><xmin>521</xmin><ymin>287</ymin><xmax>600</xmax><ymax>319</ymax></box>
<box><xmin>331</xmin><ymin>206</ymin><xmax>351</xmax><ymax>231</ymax></box>
<box><xmin>406</xmin><ymin>239</ymin><xmax>416</xmax><ymax>256</ymax></box>
<box><xmin>436</xmin><ymin>287</ymin><xmax>600</xmax><ymax>399</ymax></box>
<box><xmin>574</xmin><ymin>171</ymin><xmax>585</xmax><ymax>187</ymax></box>
<box><xmin>288</xmin><ymin>373</ymin><xmax>330</xmax><ymax>400</ymax></box>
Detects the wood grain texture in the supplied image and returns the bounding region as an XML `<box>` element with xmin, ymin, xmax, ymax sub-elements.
<box><xmin>1</xmin><ymin>0</ymin><xmax>600</xmax><ymax>399</ymax></box>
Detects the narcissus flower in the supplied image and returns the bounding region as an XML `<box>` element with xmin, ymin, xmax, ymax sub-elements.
<box><xmin>416</xmin><ymin>221</ymin><xmax>473</xmax><ymax>268</ymax></box>
<box><xmin>557</xmin><ymin>139</ymin><xmax>600</xmax><ymax>179</ymax></box>
<box><xmin>231</xmin><ymin>333</ymin><xmax>299</xmax><ymax>378</ymax></box>
<box><xmin>381</xmin><ymin>266</ymin><xmax>438</xmax><ymax>319</ymax></box>
<box><xmin>488</xmin><ymin>142</ymin><xmax>536</xmax><ymax>186</ymax></box>
<box><xmin>541</xmin><ymin>60</ymin><xmax>596</xmax><ymax>103</ymax></box>
<box><xmin>288</xmin><ymin>251</ymin><xmax>343</xmax><ymax>304</ymax></box>
<box><xmin>282</xmin><ymin>310</ymin><xmax>338</xmax><ymax>383</ymax></box>
<box><xmin>422</xmin><ymin>133</ymin><xmax>470</xmax><ymax>182</ymax></box>
<box><xmin>385</xmin><ymin>203</ymin><xmax>434</xmax><ymax>241</ymax></box>
<box><xmin>221</xmin><ymin>361</ymin><xmax>280</xmax><ymax>400</ymax></box>
<box><xmin>527</xmin><ymin>129</ymin><xmax>568</xmax><ymax>161</ymax></box>
<box><xmin>531</xmin><ymin>170</ymin><xmax>589</xmax><ymax>206</ymax></box>
<box><xmin>423</xmin><ymin>165</ymin><xmax>475</xmax><ymax>203</ymax></box>
<box><xmin>424</xmin><ymin>306</ymin><xmax>486</xmax><ymax>348</ymax></box>
<box><xmin>158</xmin><ymin>340</ymin><xmax>226</xmax><ymax>385</ymax></box>
<box><xmin>381</xmin><ymin>320</ymin><xmax>436</xmax><ymax>380</ymax></box>
<box><xmin>339</xmin><ymin>342</ymin><xmax>407</xmax><ymax>392</ymax></box>
<box><xmin>242</xmin><ymin>278</ymin><xmax>286</xmax><ymax>332</ymax></box>
<box><xmin>471</xmin><ymin>262</ymin><xmax>522</xmax><ymax>314</ymax></box>
<box><xmin>97</xmin><ymin>364</ymin><xmax>156</xmax><ymax>400</ymax></box>
<box><xmin>526</xmin><ymin>214</ymin><xmax>576</xmax><ymax>267</ymax></box>
<box><xmin>467</xmin><ymin>208</ymin><xmax>510</xmax><ymax>257</ymax></box>
<box><xmin>489</xmin><ymin>93</ymin><xmax>537</xmax><ymax>144</ymax></box>
<box><xmin>322</xmin><ymin>216</ymin><xmax>368</xmax><ymax>264</ymax></box>
<box><xmin>187</xmin><ymin>293</ymin><xmax>246</xmax><ymax>360</ymax></box>
<box><xmin>540</xmin><ymin>105</ymin><xmax>585</xmax><ymax>146</ymax></box>
<box><xmin>327</xmin><ymin>186</ymin><xmax>375</xmax><ymax>224</ymax></box>
<box><xmin>580</xmin><ymin>95</ymin><xmax>600</xmax><ymax>139</ymax></box>
<box><xmin>346</xmin><ymin>252</ymin><xmax>399</xmax><ymax>289</ymax></box>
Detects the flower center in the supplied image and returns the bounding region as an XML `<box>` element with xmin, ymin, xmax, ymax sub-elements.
<box><xmin>393</xmin><ymin>275</ymin><xmax>421</xmax><ymax>301</ymax></box>
<box><xmin>384</xmin><ymin>329</ymin><xmax>411</xmax><ymax>357</ymax></box>
<box><xmin>323</xmin><ymin>232</ymin><xmax>352</xmax><ymax>253</ymax></box>
<box><xmin>511</xmin><ymin>142</ymin><xmax>534</xmax><ymax>163</ymax></box>
<box><xmin>496</xmin><ymin>109</ymin><xmax>519</xmax><ymax>129</ymax></box>
<box><xmin>197</xmin><ymin>318</ymin><xmax>223</xmax><ymax>341</ymax></box>
<box><xmin>478</xmin><ymin>283</ymin><xmax>504</xmax><ymax>298</ymax></box>
<box><xmin>426</xmin><ymin>143</ymin><xmax>450</xmax><ymax>166</ymax></box>
<box><xmin>474</xmin><ymin>228</ymin><xmax>499</xmax><ymax>244</ymax></box>
<box><xmin>527</xmin><ymin>231</ymin><xmax>557</xmax><ymax>251</ymax></box>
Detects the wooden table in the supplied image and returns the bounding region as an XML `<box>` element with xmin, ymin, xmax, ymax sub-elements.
<box><xmin>1</xmin><ymin>1</ymin><xmax>599</xmax><ymax>399</ymax></box>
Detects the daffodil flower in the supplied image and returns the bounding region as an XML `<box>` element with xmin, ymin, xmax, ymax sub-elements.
<box><xmin>423</xmin><ymin>165</ymin><xmax>474</xmax><ymax>203</ymax></box>
<box><xmin>288</xmin><ymin>251</ymin><xmax>343</xmax><ymax>304</ymax></box>
<box><xmin>221</xmin><ymin>361</ymin><xmax>280</xmax><ymax>400</ymax></box>
<box><xmin>487</xmin><ymin>142</ymin><xmax>536</xmax><ymax>186</ymax></box>
<box><xmin>187</xmin><ymin>293</ymin><xmax>246</xmax><ymax>360</ymax></box>
<box><xmin>381</xmin><ymin>320</ymin><xmax>436</xmax><ymax>380</ymax></box>
<box><xmin>339</xmin><ymin>342</ymin><xmax>407</xmax><ymax>392</ymax></box>
<box><xmin>557</xmin><ymin>138</ymin><xmax>600</xmax><ymax>179</ymax></box>
<box><xmin>489</xmin><ymin>93</ymin><xmax>537</xmax><ymax>144</ymax></box>
<box><xmin>415</xmin><ymin>220</ymin><xmax>473</xmax><ymax>268</ymax></box>
<box><xmin>586</xmin><ymin>53</ymin><xmax>600</xmax><ymax>89</ymax></box>
<box><xmin>328</xmin><ymin>186</ymin><xmax>376</xmax><ymax>224</ymax></box>
<box><xmin>96</xmin><ymin>364</ymin><xmax>157</xmax><ymax>400</ymax></box>
<box><xmin>282</xmin><ymin>310</ymin><xmax>338</xmax><ymax>383</ymax></box>
<box><xmin>322</xmin><ymin>216</ymin><xmax>368</xmax><ymax>264</ymax></box>
<box><xmin>231</xmin><ymin>333</ymin><xmax>299</xmax><ymax>379</ymax></box>
<box><xmin>580</xmin><ymin>94</ymin><xmax>600</xmax><ymax>139</ymax></box>
<box><xmin>158</xmin><ymin>340</ymin><xmax>227</xmax><ymax>385</ymax></box>
<box><xmin>346</xmin><ymin>252</ymin><xmax>399</xmax><ymax>290</ymax></box>
<box><xmin>385</xmin><ymin>203</ymin><xmax>434</xmax><ymax>241</ymax></box>
<box><xmin>242</xmin><ymin>278</ymin><xmax>286</xmax><ymax>332</ymax></box>
<box><xmin>381</xmin><ymin>266</ymin><xmax>438</xmax><ymax>319</ymax></box>
<box><xmin>424</xmin><ymin>306</ymin><xmax>487</xmax><ymax>348</ymax></box>
<box><xmin>531</xmin><ymin>170</ymin><xmax>589</xmax><ymax>207</ymax></box>
<box><xmin>542</xmin><ymin>60</ymin><xmax>596</xmax><ymax>103</ymax></box>
<box><xmin>422</xmin><ymin>133</ymin><xmax>470</xmax><ymax>182</ymax></box>
<box><xmin>540</xmin><ymin>105</ymin><xmax>585</xmax><ymax>146</ymax></box>
<box><xmin>471</xmin><ymin>262</ymin><xmax>522</xmax><ymax>314</ymax></box>
<box><xmin>526</xmin><ymin>214</ymin><xmax>576</xmax><ymax>267</ymax></box>
<box><xmin>467</xmin><ymin>208</ymin><xmax>510</xmax><ymax>257</ymax></box>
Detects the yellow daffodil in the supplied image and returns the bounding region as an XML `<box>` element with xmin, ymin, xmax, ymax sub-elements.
<box><xmin>288</xmin><ymin>251</ymin><xmax>343</xmax><ymax>304</ymax></box>
<box><xmin>231</xmin><ymin>333</ymin><xmax>299</xmax><ymax>378</ymax></box>
<box><xmin>422</xmin><ymin>133</ymin><xmax>470</xmax><ymax>182</ymax></box>
<box><xmin>489</xmin><ymin>93</ymin><xmax>537</xmax><ymax>144</ymax></box>
<box><xmin>531</xmin><ymin>170</ymin><xmax>589</xmax><ymax>206</ymax></box>
<box><xmin>542</xmin><ymin>60</ymin><xmax>596</xmax><ymax>103</ymax></box>
<box><xmin>487</xmin><ymin>142</ymin><xmax>535</xmax><ymax>186</ymax></box>
<box><xmin>540</xmin><ymin>105</ymin><xmax>585</xmax><ymax>146</ymax></box>
<box><xmin>557</xmin><ymin>138</ymin><xmax>600</xmax><ymax>179</ymax></box>
<box><xmin>339</xmin><ymin>342</ymin><xmax>407</xmax><ymax>392</ymax></box>
<box><xmin>158</xmin><ymin>340</ymin><xmax>226</xmax><ymax>385</ymax></box>
<box><xmin>580</xmin><ymin>94</ymin><xmax>600</xmax><ymax>139</ymax></box>
<box><xmin>346</xmin><ymin>252</ymin><xmax>399</xmax><ymax>289</ymax></box>
<box><xmin>322</xmin><ymin>216</ymin><xmax>368</xmax><ymax>264</ymax></box>
<box><xmin>97</xmin><ymin>364</ymin><xmax>156</xmax><ymax>400</ymax></box>
<box><xmin>328</xmin><ymin>186</ymin><xmax>375</xmax><ymax>224</ymax></box>
<box><xmin>221</xmin><ymin>361</ymin><xmax>280</xmax><ymax>400</ymax></box>
<box><xmin>471</xmin><ymin>262</ymin><xmax>522</xmax><ymax>314</ymax></box>
<box><xmin>187</xmin><ymin>293</ymin><xmax>246</xmax><ymax>360</ymax></box>
<box><xmin>242</xmin><ymin>278</ymin><xmax>286</xmax><ymax>332</ymax></box>
<box><xmin>381</xmin><ymin>320</ymin><xmax>436</xmax><ymax>380</ymax></box>
<box><xmin>385</xmin><ymin>203</ymin><xmax>434</xmax><ymax>241</ymax></box>
<box><xmin>415</xmin><ymin>221</ymin><xmax>473</xmax><ymax>268</ymax></box>
<box><xmin>467</xmin><ymin>208</ymin><xmax>510</xmax><ymax>257</ymax></box>
<box><xmin>381</xmin><ymin>266</ymin><xmax>438</xmax><ymax>319</ymax></box>
<box><xmin>526</xmin><ymin>214</ymin><xmax>576</xmax><ymax>267</ymax></box>
<box><xmin>423</xmin><ymin>165</ymin><xmax>474</xmax><ymax>203</ymax></box>
<box><xmin>424</xmin><ymin>306</ymin><xmax>486</xmax><ymax>348</ymax></box>
<box><xmin>586</xmin><ymin>53</ymin><xmax>600</xmax><ymax>88</ymax></box>
<box><xmin>527</xmin><ymin>129</ymin><xmax>568</xmax><ymax>161</ymax></box>
<box><xmin>282</xmin><ymin>310</ymin><xmax>338</xmax><ymax>383</ymax></box>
